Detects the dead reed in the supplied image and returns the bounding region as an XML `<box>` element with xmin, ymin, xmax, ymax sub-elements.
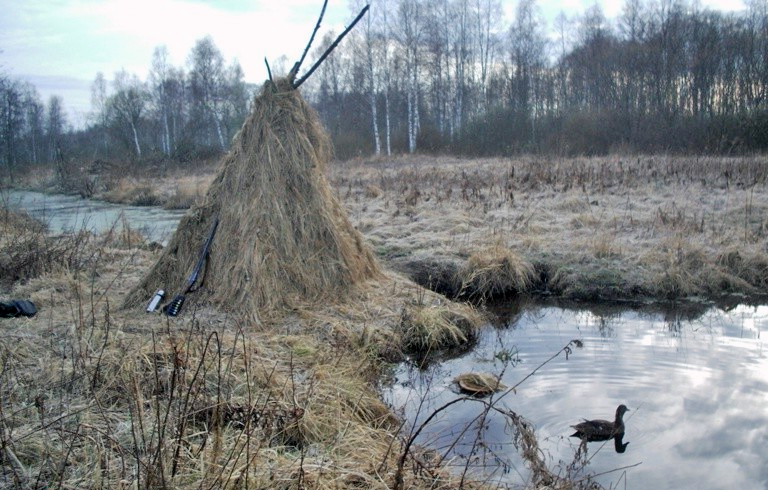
<box><xmin>0</xmin><ymin>206</ymin><xmax>90</xmax><ymax>289</ymax></box>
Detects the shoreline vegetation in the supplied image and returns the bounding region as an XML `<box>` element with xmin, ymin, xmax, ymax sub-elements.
<box><xmin>2</xmin><ymin>153</ymin><xmax>767</xmax><ymax>489</ymax></box>
<box><xmin>11</xmin><ymin>154</ymin><xmax>768</xmax><ymax>305</ymax></box>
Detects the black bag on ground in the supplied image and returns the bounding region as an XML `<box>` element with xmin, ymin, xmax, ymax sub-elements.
<box><xmin>0</xmin><ymin>300</ymin><xmax>38</xmax><ymax>318</ymax></box>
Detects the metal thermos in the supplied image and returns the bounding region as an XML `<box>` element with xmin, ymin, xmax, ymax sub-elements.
<box><xmin>146</xmin><ymin>289</ymin><xmax>165</xmax><ymax>312</ymax></box>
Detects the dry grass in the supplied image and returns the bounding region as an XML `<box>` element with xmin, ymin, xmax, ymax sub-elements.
<box><xmin>0</xmin><ymin>207</ymin><xmax>90</xmax><ymax>289</ymax></box>
<box><xmin>1</xmin><ymin>212</ymin><xmax>496</xmax><ymax>489</ymax></box>
<box><xmin>459</xmin><ymin>243</ymin><xmax>535</xmax><ymax>301</ymax></box>
<box><xmin>398</xmin><ymin>300</ymin><xmax>481</xmax><ymax>356</ymax></box>
<box><xmin>125</xmin><ymin>78</ymin><xmax>380</xmax><ymax>318</ymax></box>
<box><xmin>333</xmin><ymin>154</ymin><xmax>768</xmax><ymax>303</ymax></box>
<box><xmin>14</xmin><ymin>152</ymin><xmax>746</xmax><ymax>489</ymax></box>
<box><xmin>162</xmin><ymin>177</ymin><xmax>210</xmax><ymax>210</ymax></box>
<box><xmin>8</xmin><ymin>152</ymin><xmax>768</xmax><ymax>488</ymax></box>
<box><xmin>30</xmin><ymin>152</ymin><xmax>767</xmax><ymax>303</ymax></box>
<box><xmin>101</xmin><ymin>178</ymin><xmax>165</xmax><ymax>206</ymax></box>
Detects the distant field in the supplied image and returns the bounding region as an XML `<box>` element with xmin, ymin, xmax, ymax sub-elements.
<box><xmin>331</xmin><ymin>154</ymin><xmax>768</xmax><ymax>303</ymax></box>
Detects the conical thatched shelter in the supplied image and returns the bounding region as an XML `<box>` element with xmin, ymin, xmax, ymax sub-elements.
<box><xmin>125</xmin><ymin>77</ymin><xmax>380</xmax><ymax>316</ymax></box>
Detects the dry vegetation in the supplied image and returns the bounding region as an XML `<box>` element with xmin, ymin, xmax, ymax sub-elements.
<box><xmin>332</xmin><ymin>154</ymin><xmax>768</xmax><ymax>303</ymax></box>
<box><xmin>76</xmin><ymin>153</ymin><xmax>766</xmax><ymax>304</ymax></box>
<box><xmin>0</xmin><ymin>207</ymin><xmax>495</xmax><ymax>489</ymax></box>
<box><xmin>22</xmin><ymin>153</ymin><xmax>766</xmax><ymax>306</ymax></box>
<box><xmin>4</xmin><ymin>152</ymin><xmax>766</xmax><ymax>489</ymax></box>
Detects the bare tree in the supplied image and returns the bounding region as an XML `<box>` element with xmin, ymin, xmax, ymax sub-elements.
<box><xmin>108</xmin><ymin>70</ymin><xmax>147</xmax><ymax>159</ymax></box>
<box><xmin>188</xmin><ymin>36</ymin><xmax>228</xmax><ymax>150</ymax></box>
<box><xmin>1</xmin><ymin>77</ymin><xmax>22</xmax><ymax>181</ymax></box>
<box><xmin>473</xmin><ymin>0</ymin><xmax>503</xmax><ymax>112</ymax></box>
<box><xmin>90</xmin><ymin>72</ymin><xmax>110</xmax><ymax>156</ymax></box>
<box><xmin>744</xmin><ymin>0</ymin><xmax>768</xmax><ymax>110</ymax></box>
<box><xmin>508</xmin><ymin>0</ymin><xmax>548</xmax><ymax>146</ymax></box>
<box><xmin>422</xmin><ymin>0</ymin><xmax>451</xmax><ymax>138</ymax></box>
<box><xmin>221</xmin><ymin>60</ymin><xmax>249</xmax><ymax>142</ymax></box>
<box><xmin>23</xmin><ymin>86</ymin><xmax>43</xmax><ymax>165</ymax></box>
<box><xmin>392</xmin><ymin>0</ymin><xmax>425</xmax><ymax>153</ymax></box>
<box><xmin>149</xmin><ymin>46</ymin><xmax>174</xmax><ymax>156</ymax></box>
<box><xmin>452</xmin><ymin>0</ymin><xmax>473</xmax><ymax>134</ymax></box>
<box><xmin>46</xmin><ymin>95</ymin><xmax>66</xmax><ymax>162</ymax></box>
<box><xmin>350</xmin><ymin>0</ymin><xmax>383</xmax><ymax>155</ymax></box>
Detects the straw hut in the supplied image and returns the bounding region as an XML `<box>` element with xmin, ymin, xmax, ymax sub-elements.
<box><xmin>125</xmin><ymin>76</ymin><xmax>380</xmax><ymax>317</ymax></box>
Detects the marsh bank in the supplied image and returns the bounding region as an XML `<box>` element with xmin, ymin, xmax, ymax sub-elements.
<box><xmin>10</xmin><ymin>154</ymin><xmax>768</xmax><ymax>306</ymax></box>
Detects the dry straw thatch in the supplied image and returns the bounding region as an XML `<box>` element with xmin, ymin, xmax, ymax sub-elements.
<box><xmin>125</xmin><ymin>77</ymin><xmax>380</xmax><ymax>316</ymax></box>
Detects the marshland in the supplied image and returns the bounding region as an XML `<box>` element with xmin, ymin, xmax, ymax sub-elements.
<box><xmin>3</xmin><ymin>0</ymin><xmax>768</xmax><ymax>486</ymax></box>
<box><xmin>3</xmin><ymin>152</ymin><xmax>767</xmax><ymax>489</ymax></box>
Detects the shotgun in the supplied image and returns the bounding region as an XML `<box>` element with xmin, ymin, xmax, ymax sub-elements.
<box><xmin>164</xmin><ymin>216</ymin><xmax>219</xmax><ymax>316</ymax></box>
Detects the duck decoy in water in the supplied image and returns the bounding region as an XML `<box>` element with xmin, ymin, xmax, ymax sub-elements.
<box><xmin>570</xmin><ymin>404</ymin><xmax>629</xmax><ymax>441</ymax></box>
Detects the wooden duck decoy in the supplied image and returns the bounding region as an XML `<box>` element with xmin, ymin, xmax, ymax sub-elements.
<box><xmin>570</xmin><ymin>404</ymin><xmax>629</xmax><ymax>441</ymax></box>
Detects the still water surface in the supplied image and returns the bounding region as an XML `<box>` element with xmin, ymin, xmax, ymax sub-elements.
<box><xmin>4</xmin><ymin>190</ymin><xmax>184</xmax><ymax>244</ymax></box>
<box><xmin>384</xmin><ymin>301</ymin><xmax>768</xmax><ymax>489</ymax></box>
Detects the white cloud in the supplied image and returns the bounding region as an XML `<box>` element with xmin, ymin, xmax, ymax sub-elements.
<box><xmin>0</xmin><ymin>0</ymin><xmax>751</xmax><ymax>118</ymax></box>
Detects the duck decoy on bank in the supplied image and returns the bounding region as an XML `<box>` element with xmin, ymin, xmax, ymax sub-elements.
<box><xmin>570</xmin><ymin>404</ymin><xmax>629</xmax><ymax>441</ymax></box>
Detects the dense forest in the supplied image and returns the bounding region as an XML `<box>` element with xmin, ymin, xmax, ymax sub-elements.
<box><xmin>2</xmin><ymin>0</ymin><xmax>768</xmax><ymax>179</ymax></box>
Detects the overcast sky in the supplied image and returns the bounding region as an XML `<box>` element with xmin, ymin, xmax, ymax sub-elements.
<box><xmin>0</xmin><ymin>0</ymin><xmax>746</xmax><ymax>126</ymax></box>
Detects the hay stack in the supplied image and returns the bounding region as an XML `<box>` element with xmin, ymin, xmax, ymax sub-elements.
<box><xmin>125</xmin><ymin>77</ymin><xmax>380</xmax><ymax>316</ymax></box>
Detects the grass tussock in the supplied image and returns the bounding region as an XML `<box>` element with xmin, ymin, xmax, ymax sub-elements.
<box><xmin>643</xmin><ymin>237</ymin><xmax>760</xmax><ymax>299</ymax></box>
<box><xmin>717</xmin><ymin>248</ymin><xmax>768</xmax><ymax>289</ymax></box>
<box><xmin>398</xmin><ymin>300</ymin><xmax>481</xmax><ymax>355</ymax></box>
<box><xmin>459</xmin><ymin>244</ymin><xmax>535</xmax><ymax>301</ymax></box>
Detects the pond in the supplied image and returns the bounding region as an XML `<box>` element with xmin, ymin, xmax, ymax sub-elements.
<box><xmin>3</xmin><ymin>190</ymin><xmax>185</xmax><ymax>244</ymax></box>
<box><xmin>383</xmin><ymin>300</ymin><xmax>768</xmax><ymax>489</ymax></box>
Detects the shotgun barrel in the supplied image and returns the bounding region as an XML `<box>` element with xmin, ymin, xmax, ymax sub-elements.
<box><xmin>164</xmin><ymin>217</ymin><xmax>219</xmax><ymax>316</ymax></box>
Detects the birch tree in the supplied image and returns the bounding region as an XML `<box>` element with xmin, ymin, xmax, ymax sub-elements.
<box><xmin>188</xmin><ymin>36</ymin><xmax>227</xmax><ymax>150</ymax></box>
<box><xmin>396</xmin><ymin>0</ymin><xmax>423</xmax><ymax>153</ymax></box>
<box><xmin>149</xmin><ymin>46</ymin><xmax>174</xmax><ymax>156</ymax></box>
<box><xmin>473</xmin><ymin>0</ymin><xmax>503</xmax><ymax>112</ymax></box>
<box><xmin>108</xmin><ymin>70</ymin><xmax>147</xmax><ymax>159</ymax></box>
<box><xmin>351</xmin><ymin>0</ymin><xmax>383</xmax><ymax>155</ymax></box>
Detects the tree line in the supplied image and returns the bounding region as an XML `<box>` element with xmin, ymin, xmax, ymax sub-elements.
<box><xmin>2</xmin><ymin>0</ymin><xmax>768</xmax><ymax>181</ymax></box>
<box><xmin>1</xmin><ymin>36</ymin><xmax>250</xmax><ymax>183</ymax></box>
<box><xmin>316</xmin><ymin>0</ymin><xmax>768</xmax><ymax>158</ymax></box>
